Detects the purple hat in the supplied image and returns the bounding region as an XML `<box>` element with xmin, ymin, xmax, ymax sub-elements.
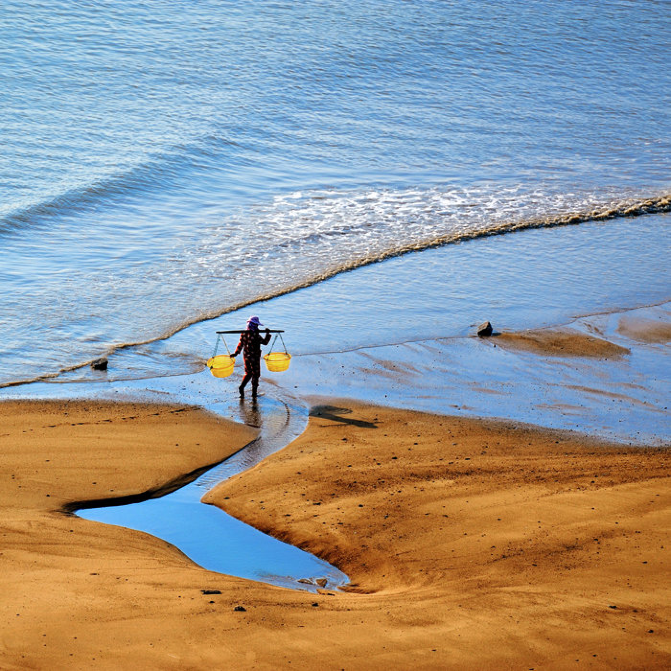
<box><xmin>247</xmin><ymin>315</ymin><xmax>263</xmax><ymax>327</ymax></box>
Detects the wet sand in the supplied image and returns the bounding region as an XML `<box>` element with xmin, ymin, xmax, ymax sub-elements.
<box><xmin>1</xmin><ymin>393</ymin><xmax>669</xmax><ymax>669</ymax></box>
<box><xmin>493</xmin><ymin>328</ymin><xmax>631</xmax><ymax>358</ymax></box>
<box><xmin>617</xmin><ymin>316</ymin><xmax>671</xmax><ymax>345</ymax></box>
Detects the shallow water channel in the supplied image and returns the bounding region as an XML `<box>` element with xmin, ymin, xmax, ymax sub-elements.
<box><xmin>77</xmin><ymin>389</ymin><xmax>349</xmax><ymax>593</ymax></box>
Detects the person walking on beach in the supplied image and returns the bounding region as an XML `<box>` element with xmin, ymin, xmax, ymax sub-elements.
<box><xmin>232</xmin><ymin>316</ymin><xmax>271</xmax><ymax>399</ymax></box>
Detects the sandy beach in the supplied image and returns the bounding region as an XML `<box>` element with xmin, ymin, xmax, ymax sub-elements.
<box><xmin>1</xmin><ymin>354</ymin><xmax>669</xmax><ymax>669</ymax></box>
<box><xmin>3</xmin><ymin>2</ymin><xmax>670</xmax><ymax>668</ymax></box>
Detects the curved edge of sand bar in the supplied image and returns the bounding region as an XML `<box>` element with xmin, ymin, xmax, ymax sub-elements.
<box><xmin>0</xmin><ymin>399</ymin><xmax>258</xmax><ymax>517</ymax></box>
<box><xmin>62</xmin><ymin>446</ymin><xmax>256</xmax><ymax>515</ymax></box>
<box><xmin>209</xmin><ymin>400</ymin><xmax>670</xmax><ymax>595</ymax></box>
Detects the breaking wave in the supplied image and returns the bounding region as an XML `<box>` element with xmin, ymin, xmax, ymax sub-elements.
<box><xmin>3</xmin><ymin>188</ymin><xmax>666</xmax><ymax>389</ymax></box>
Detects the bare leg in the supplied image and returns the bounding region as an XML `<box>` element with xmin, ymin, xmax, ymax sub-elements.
<box><xmin>239</xmin><ymin>373</ymin><xmax>252</xmax><ymax>397</ymax></box>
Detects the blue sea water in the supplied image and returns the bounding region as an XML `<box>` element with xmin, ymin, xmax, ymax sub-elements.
<box><xmin>1</xmin><ymin>0</ymin><xmax>670</xmax><ymax>387</ymax></box>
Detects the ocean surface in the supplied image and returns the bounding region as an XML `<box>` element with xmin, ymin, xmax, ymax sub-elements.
<box><xmin>1</xmin><ymin>0</ymin><xmax>670</xmax><ymax>388</ymax></box>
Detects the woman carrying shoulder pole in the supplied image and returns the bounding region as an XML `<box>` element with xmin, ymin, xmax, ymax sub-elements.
<box><xmin>232</xmin><ymin>316</ymin><xmax>271</xmax><ymax>399</ymax></box>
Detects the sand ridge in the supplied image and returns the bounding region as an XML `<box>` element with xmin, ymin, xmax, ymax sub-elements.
<box><xmin>211</xmin><ymin>401</ymin><xmax>671</xmax><ymax>668</ymax></box>
<box><xmin>1</xmin><ymin>398</ymin><xmax>669</xmax><ymax>669</ymax></box>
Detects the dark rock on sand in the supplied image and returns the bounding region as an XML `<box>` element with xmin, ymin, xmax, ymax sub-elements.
<box><xmin>477</xmin><ymin>321</ymin><xmax>493</xmax><ymax>337</ymax></box>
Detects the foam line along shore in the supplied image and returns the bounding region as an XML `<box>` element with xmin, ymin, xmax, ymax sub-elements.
<box><xmin>2</xmin><ymin>0</ymin><xmax>670</xmax><ymax>393</ymax></box>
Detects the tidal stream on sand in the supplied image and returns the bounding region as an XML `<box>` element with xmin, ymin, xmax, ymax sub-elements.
<box><xmin>74</xmin><ymin>387</ymin><xmax>349</xmax><ymax>593</ymax></box>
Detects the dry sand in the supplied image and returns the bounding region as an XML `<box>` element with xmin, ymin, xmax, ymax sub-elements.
<box><xmin>1</xmin><ymin>397</ymin><xmax>669</xmax><ymax>669</ymax></box>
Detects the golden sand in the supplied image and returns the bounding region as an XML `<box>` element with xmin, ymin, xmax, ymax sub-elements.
<box><xmin>1</xmin><ymin>398</ymin><xmax>668</xmax><ymax>669</ymax></box>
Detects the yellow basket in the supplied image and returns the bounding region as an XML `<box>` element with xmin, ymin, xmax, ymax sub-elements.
<box><xmin>264</xmin><ymin>352</ymin><xmax>291</xmax><ymax>373</ymax></box>
<box><xmin>207</xmin><ymin>355</ymin><xmax>235</xmax><ymax>378</ymax></box>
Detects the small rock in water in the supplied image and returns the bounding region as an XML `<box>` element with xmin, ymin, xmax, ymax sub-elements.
<box><xmin>298</xmin><ymin>578</ymin><xmax>314</xmax><ymax>585</ymax></box>
<box><xmin>316</xmin><ymin>578</ymin><xmax>328</xmax><ymax>588</ymax></box>
<box><xmin>91</xmin><ymin>357</ymin><xmax>108</xmax><ymax>371</ymax></box>
<box><xmin>477</xmin><ymin>321</ymin><xmax>493</xmax><ymax>337</ymax></box>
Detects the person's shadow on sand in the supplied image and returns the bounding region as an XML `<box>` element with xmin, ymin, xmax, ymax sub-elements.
<box><xmin>309</xmin><ymin>405</ymin><xmax>378</xmax><ymax>429</ymax></box>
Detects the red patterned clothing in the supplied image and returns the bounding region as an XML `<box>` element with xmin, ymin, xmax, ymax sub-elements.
<box><xmin>233</xmin><ymin>329</ymin><xmax>271</xmax><ymax>376</ymax></box>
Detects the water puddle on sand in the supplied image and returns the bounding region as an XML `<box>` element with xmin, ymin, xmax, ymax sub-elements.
<box><xmin>77</xmin><ymin>389</ymin><xmax>349</xmax><ymax>593</ymax></box>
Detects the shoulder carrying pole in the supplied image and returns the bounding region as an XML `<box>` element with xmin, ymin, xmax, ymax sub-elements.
<box><xmin>216</xmin><ymin>330</ymin><xmax>285</xmax><ymax>334</ymax></box>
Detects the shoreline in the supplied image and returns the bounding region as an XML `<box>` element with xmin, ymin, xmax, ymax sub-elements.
<box><xmin>4</xmin><ymin>209</ymin><xmax>670</xmax><ymax>392</ymax></box>
<box><xmin>275</xmin><ymin>302</ymin><xmax>671</xmax><ymax>447</ymax></box>
<box><xmin>2</xmin><ymin>300</ymin><xmax>668</xmax><ymax>446</ymax></box>
<box><xmin>2</xmin><ymin>295</ymin><xmax>668</xmax><ymax>392</ymax></box>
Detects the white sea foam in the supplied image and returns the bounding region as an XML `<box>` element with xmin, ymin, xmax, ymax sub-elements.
<box><xmin>0</xmin><ymin>0</ymin><xmax>669</xmax><ymax>388</ymax></box>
